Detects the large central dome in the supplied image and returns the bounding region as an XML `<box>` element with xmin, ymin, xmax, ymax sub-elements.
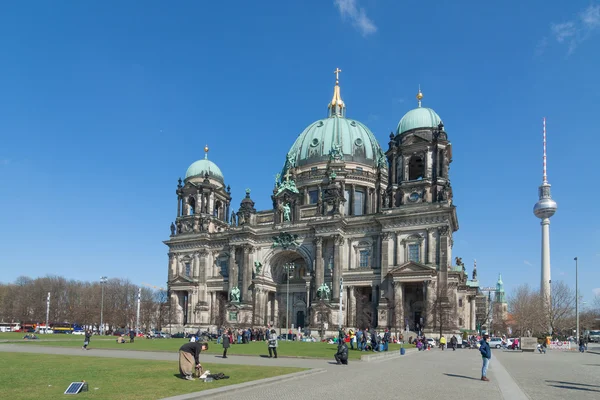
<box><xmin>285</xmin><ymin>71</ymin><xmax>385</xmax><ymax>169</ymax></box>
<box><xmin>287</xmin><ymin>116</ymin><xmax>385</xmax><ymax>167</ymax></box>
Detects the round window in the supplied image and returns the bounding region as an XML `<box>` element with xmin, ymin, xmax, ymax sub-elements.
<box><xmin>311</xmin><ymin>138</ymin><xmax>320</xmax><ymax>147</ymax></box>
<box><xmin>354</xmin><ymin>138</ymin><xmax>363</xmax><ymax>147</ymax></box>
<box><xmin>409</xmin><ymin>192</ymin><xmax>420</xmax><ymax>202</ymax></box>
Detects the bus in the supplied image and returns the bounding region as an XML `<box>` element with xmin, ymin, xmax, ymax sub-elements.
<box><xmin>51</xmin><ymin>323</ymin><xmax>74</xmax><ymax>334</ymax></box>
<box><xmin>0</xmin><ymin>322</ymin><xmax>21</xmax><ymax>332</ymax></box>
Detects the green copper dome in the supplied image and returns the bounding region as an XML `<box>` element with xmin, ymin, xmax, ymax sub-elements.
<box><xmin>185</xmin><ymin>147</ymin><xmax>224</xmax><ymax>182</ymax></box>
<box><xmin>286</xmin><ymin>116</ymin><xmax>386</xmax><ymax>168</ymax></box>
<box><xmin>397</xmin><ymin>107</ymin><xmax>442</xmax><ymax>134</ymax></box>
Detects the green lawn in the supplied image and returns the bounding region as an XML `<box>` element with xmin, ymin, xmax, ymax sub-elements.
<box><xmin>10</xmin><ymin>334</ymin><xmax>413</xmax><ymax>359</ymax></box>
<box><xmin>0</xmin><ymin>352</ymin><xmax>304</xmax><ymax>400</ymax></box>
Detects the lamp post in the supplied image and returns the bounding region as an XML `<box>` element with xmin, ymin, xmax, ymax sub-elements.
<box><xmin>284</xmin><ymin>262</ymin><xmax>295</xmax><ymax>339</ymax></box>
<box><xmin>100</xmin><ymin>276</ymin><xmax>108</xmax><ymax>335</ymax></box>
<box><xmin>574</xmin><ymin>257</ymin><xmax>579</xmax><ymax>341</ymax></box>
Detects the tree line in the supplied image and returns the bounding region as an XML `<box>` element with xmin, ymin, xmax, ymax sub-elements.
<box><xmin>508</xmin><ymin>281</ymin><xmax>600</xmax><ymax>338</ymax></box>
<box><xmin>0</xmin><ymin>275</ymin><xmax>171</xmax><ymax>332</ymax></box>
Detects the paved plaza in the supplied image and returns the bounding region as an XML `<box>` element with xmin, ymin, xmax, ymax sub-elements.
<box><xmin>1</xmin><ymin>343</ymin><xmax>598</xmax><ymax>399</ymax></box>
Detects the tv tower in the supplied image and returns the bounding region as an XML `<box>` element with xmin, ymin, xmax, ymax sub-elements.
<box><xmin>533</xmin><ymin>117</ymin><xmax>557</xmax><ymax>310</ymax></box>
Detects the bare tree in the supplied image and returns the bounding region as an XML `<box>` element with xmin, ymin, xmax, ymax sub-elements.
<box><xmin>546</xmin><ymin>281</ymin><xmax>575</xmax><ymax>336</ymax></box>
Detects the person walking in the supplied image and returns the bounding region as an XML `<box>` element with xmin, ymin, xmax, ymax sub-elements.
<box><xmin>450</xmin><ymin>335</ymin><xmax>457</xmax><ymax>351</ymax></box>
<box><xmin>129</xmin><ymin>329</ymin><xmax>135</xmax><ymax>343</ymax></box>
<box><xmin>268</xmin><ymin>329</ymin><xmax>278</xmax><ymax>358</ymax></box>
<box><xmin>356</xmin><ymin>329</ymin><xmax>363</xmax><ymax>351</ymax></box>
<box><xmin>479</xmin><ymin>334</ymin><xmax>492</xmax><ymax>381</ymax></box>
<box><xmin>82</xmin><ymin>330</ymin><xmax>92</xmax><ymax>350</ymax></box>
<box><xmin>178</xmin><ymin>341</ymin><xmax>202</xmax><ymax>381</ymax></box>
<box><xmin>222</xmin><ymin>329</ymin><xmax>231</xmax><ymax>358</ymax></box>
<box><xmin>440</xmin><ymin>335</ymin><xmax>447</xmax><ymax>351</ymax></box>
<box><xmin>579</xmin><ymin>336</ymin><xmax>586</xmax><ymax>353</ymax></box>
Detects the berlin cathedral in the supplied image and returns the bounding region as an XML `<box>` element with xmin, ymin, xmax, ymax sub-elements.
<box><xmin>165</xmin><ymin>70</ymin><xmax>478</xmax><ymax>335</ymax></box>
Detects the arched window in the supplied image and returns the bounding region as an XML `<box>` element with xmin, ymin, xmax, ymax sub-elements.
<box><xmin>214</xmin><ymin>201</ymin><xmax>221</xmax><ymax>218</ymax></box>
<box><xmin>188</xmin><ymin>197</ymin><xmax>196</xmax><ymax>215</ymax></box>
<box><xmin>409</xmin><ymin>155</ymin><xmax>425</xmax><ymax>181</ymax></box>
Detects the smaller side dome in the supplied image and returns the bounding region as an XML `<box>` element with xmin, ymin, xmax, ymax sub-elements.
<box><xmin>397</xmin><ymin>107</ymin><xmax>442</xmax><ymax>134</ymax></box>
<box><xmin>185</xmin><ymin>145</ymin><xmax>224</xmax><ymax>183</ymax></box>
<box><xmin>396</xmin><ymin>88</ymin><xmax>443</xmax><ymax>134</ymax></box>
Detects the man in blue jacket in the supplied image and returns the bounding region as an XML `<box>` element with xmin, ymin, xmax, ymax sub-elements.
<box><xmin>479</xmin><ymin>334</ymin><xmax>492</xmax><ymax>381</ymax></box>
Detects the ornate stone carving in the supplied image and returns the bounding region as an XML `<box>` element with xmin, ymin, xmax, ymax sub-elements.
<box><xmin>313</xmin><ymin>237</ymin><xmax>323</xmax><ymax>246</ymax></box>
<box><xmin>439</xmin><ymin>225</ymin><xmax>450</xmax><ymax>236</ymax></box>
<box><xmin>272</xmin><ymin>232</ymin><xmax>300</xmax><ymax>249</ymax></box>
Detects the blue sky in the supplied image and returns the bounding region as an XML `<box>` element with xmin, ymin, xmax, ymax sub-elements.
<box><xmin>0</xmin><ymin>1</ymin><xmax>598</xmax><ymax>304</ymax></box>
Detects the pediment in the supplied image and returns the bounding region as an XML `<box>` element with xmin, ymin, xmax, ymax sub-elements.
<box><xmin>387</xmin><ymin>261</ymin><xmax>435</xmax><ymax>276</ymax></box>
<box><xmin>171</xmin><ymin>274</ymin><xmax>195</xmax><ymax>284</ymax></box>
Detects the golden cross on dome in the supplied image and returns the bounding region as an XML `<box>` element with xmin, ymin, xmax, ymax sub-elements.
<box><xmin>334</xmin><ymin>68</ymin><xmax>342</xmax><ymax>82</ymax></box>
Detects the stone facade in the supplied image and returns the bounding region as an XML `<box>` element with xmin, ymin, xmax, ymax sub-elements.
<box><xmin>163</xmin><ymin>79</ymin><xmax>477</xmax><ymax>334</ymax></box>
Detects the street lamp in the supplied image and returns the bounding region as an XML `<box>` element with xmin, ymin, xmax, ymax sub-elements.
<box><xmin>283</xmin><ymin>262</ymin><xmax>295</xmax><ymax>339</ymax></box>
<box><xmin>100</xmin><ymin>276</ymin><xmax>108</xmax><ymax>335</ymax></box>
<box><xmin>574</xmin><ymin>257</ymin><xmax>579</xmax><ymax>341</ymax></box>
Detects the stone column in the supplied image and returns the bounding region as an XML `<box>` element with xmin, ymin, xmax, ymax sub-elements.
<box><xmin>314</xmin><ymin>238</ymin><xmax>324</xmax><ymax>289</ymax></box>
<box><xmin>177</xmin><ymin>195</ymin><xmax>181</xmax><ymax>217</ymax></box>
<box><xmin>348</xmin><ymin>286</ymin><xmax>356</xmax><ymax>327</ymax></box>
<box><xmin>394</xmin><ymin>282</ymin><xmax>404</xmax><ymax>329</ymax></box>
<box><xmin>273</xmin><ymin>295</ymin><xmax>279</xmax><ymax>327</ymax></box>
<box><xmin>395</xmin><ymin>233</ymin><xmax>402</xmax><ymax>266</ymax></box>
<box><xmin>242</xmin><ymin>245</ymin><xmax>252</xmax><ymax>302</ymax></box>
<box><xmin>470</xmin><ymin>296</ymin><xmax>476</xmax><ymax>331</ymax></box>
<box><xmin>332</xmin><ymin>235</ymin><xmax>343</xmax><ymax>301</ymax></box>
<box><xmin>381</xmin><ymin>233</ymin><xmax>391</xmax><ymax>279</ymax></box>
<box><xmin>391</xmin><ymin>150</ymin><xmax>397</xmax><ymax>183</ymax></box>
<box><xmin>427</xmin><ymin>228</ymin><xmax>436</xmax><ymax>265</ymax></box>
<box><xmin>199</xmin><ymin>250</ymin><xmax>208</xmax><ymax>282</ymax></box>
<box><xmin>305</xmin><ymin>282</ymin><xmax>311</xmax><ymax>312</ymax></box>
<box><xmin>168</xmin><ymin>253</ymin><xmax>176</xmax><ymax>280</ymax></box>
<box><xmin>350</xmin><ymin>184</ymin><xmax>355</xmax><ymax>216</ymax></box>
<box><xmin>229</xmin><ymin>245</ymin><xmax>237</xmax><ymax>299</ymax></box>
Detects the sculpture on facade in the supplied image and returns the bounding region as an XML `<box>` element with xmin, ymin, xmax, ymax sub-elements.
<box><xmin>316</xmin><ymin>283</ymin><xmax>331</xmax><ymax>301</ymax></box>
<box><xmin>170</xmin><ymin>222</ymin><xmax>176</xmax><ymax>236</ymax></box>
<box><xmin>230</xmin><ymin>287</ymin><xmax>240</xmax><ymax>302</ymax></box>
<box><xmin>329</xmin><ymin>143</ymin><xmax>343</xmax><ymax>161</ymax></box>
<box><xmin>455</xmin><ymin>257</ymin><xmax>465</xmax><ymax>272</ymax></box>
<box><xmin>254</xmin><ymin>261</ymin><xmax>262</xmax><ymax>275</ymax></box>
<box><xmin>272</xmin><ymin>232</ymin><xmax>300</xmax><ymax>250</ymax></box>
<box><xmin>230</xmin><ymin>211</ymin><xmax>236</xmax><ymax>226</ymax></box>
<box><xmin>282</xmin><ymin>203</ymin><xmax>291</xmax><ymax>221</ymax></box>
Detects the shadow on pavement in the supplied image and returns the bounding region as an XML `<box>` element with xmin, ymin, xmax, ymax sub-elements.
<box><xmin>546</xmin><ymin>380</ymin><xmax>600</xmax><ymax>388</ymax></box>
<box><xmin>548</xmin><ymin>385</ymin><xmax>600</xmax><ymax>393</ymax></box>
<box><xmin>443</xmin><ymin>373</ymin><xmax>480</xmax><ymax>381</ymax></box>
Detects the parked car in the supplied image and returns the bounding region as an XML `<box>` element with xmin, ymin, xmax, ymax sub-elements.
<box><xmin>171</xmin><ymin>332</ymin><xmax>186</xmax><ymax>339</ymax></box>
<box><xmin>489</xmin><ymin>337</ymin><xmax>503</xmax><ymax>348</ymax></box>
<box><xmin>426</xmin><ymin>338</ymin><xmax>436</xmax><ymax>347</ymax></box>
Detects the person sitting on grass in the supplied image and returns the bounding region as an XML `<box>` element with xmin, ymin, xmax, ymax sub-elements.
<box><xmin>178</xmin><ymin>340</ymin><xmax>203</xmax><ymax>381</ymax></box>
<box><xmin>334</xmin><ymin>340</ymin><xmax>349</xmax><ymax>365</ymax></box>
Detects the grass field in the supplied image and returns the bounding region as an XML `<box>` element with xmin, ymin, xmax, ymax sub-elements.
<box><xmin>2</xmin><ymin>333</ymin><xmax>414</xmax><ymax>359</ymax></box>
<box><xmin>0</xmin><ymin>352</ymin><xmax>304</xmax><ymax>400</ymax></box>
